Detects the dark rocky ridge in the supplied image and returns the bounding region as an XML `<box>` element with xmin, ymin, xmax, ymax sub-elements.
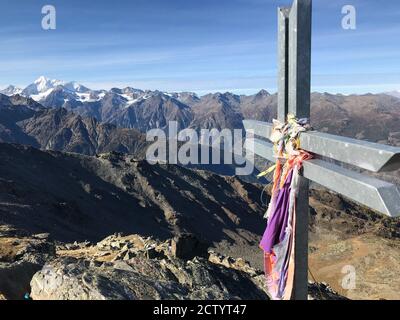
<box><xmin>0</xmin><ymin>143</ymin><xmax>265</xmax><ymax>243</ymax></box>
<box><xmin>0</xmin><ymin>97</ymin><xmax>148</xmax><ymax>157</ymax></box>
<box><xmin>18</xmin><ymin>108</ymin><xmax>148</xmax><ymax>156</ymax></box>
<box><xmin>1</xmin><ymin>143</ymin><xmax>399</xmax><ymax>299</ymax></box>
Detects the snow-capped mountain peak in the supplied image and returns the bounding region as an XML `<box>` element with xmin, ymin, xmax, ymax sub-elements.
<box><xmin>63</xmin><ymin>81</ymin><xmax>91</xmax><ymax>93</ymax></box>
<box><xmin>1</xmin><ymin>76</ymin><xmax>200</xmax><ymax>111</ymax></box>
<box><xmin>0</xmin><ymin>85</ymin><xmax>23</xmax><ymax>96</ymax></box>
<box><xmin>17</xmin><ymin>77</ymin><xmax>95</xmax><ymax>103</ymax></box>
<box><xmin>34</xmin><ymin>76</ymin><xmax>64</xmax><ymax>91</ymax></box>
<box><xmin>22</xmin><ymin>76</ymin><xmax>65</xmax><ymax>97</ymax></box>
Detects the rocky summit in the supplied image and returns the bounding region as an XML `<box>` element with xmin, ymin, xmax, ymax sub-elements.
<box><xmin>0</xmin><ymin>227</ymin><xmax>343</xmax><ymax>300</ymax></box>
<box><xmin>30</xmin><ymin>233</ymin><xmax>269</xmax><ymax>300</ymax></box>
<box><xmin>0</xmin><ymin>143</ymin><xmax>399</xmax><ymax>300</ymax></box>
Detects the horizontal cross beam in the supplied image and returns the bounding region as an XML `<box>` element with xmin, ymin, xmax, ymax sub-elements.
<box><xmin>243</xmin><ymin>119</ymin><xmax>400</xmax><ymax>172</ymax></box>
<box><xmin>244</xmin><ymin>137</ymin><xmax>400</xmax><ymax>217</ymax></box>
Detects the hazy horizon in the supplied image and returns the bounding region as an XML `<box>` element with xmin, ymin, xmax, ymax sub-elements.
<box><xmin>1</xmin><ymin>75</ymin><xmax>399</xmax><ymax>97</ymax></box>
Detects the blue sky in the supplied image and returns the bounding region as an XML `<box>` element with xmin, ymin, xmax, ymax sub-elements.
<box><xmin>0</xmin><ymin>0</ymin><xmax>400</xmax><ymax>95</ymax></box>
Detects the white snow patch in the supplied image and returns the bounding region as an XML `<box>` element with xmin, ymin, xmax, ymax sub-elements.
<box><xmin>30</xmin><ymin>88</ymin><xmax>55</xmax><ymax>101</ymax></box>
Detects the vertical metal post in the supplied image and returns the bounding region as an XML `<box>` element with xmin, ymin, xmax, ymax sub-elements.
<box><xmin>277</xmin><ymin>7</ymin><xmax>290</xmax><ymax>123</ymax></box>
<box><xmin>288</xmin><ymin>0</ymin><xmax>312</xmax><ymax>300</ymax></box>
<box><xmin>288</xmin><ymin>0</ymin><xmax>312</xmax><ymax>119</ymax></box>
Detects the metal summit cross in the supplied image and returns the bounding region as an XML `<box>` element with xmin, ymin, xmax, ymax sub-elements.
<box><xmin>243</xmin><ymin>0</ymin><xmax>400</xmax><ymax>300</ymax></box>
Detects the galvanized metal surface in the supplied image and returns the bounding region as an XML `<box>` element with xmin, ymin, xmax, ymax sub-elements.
<box><xmin>244</xmin><ymin>138</ymin><xmax>400</xmax><ymax>217</ymax></box>
<box><xmin>304</xmin><ymin>160</ymin><xmax>400</xmax><ymax>218</ymax></box>
<box><xmin>243</xmin><ymin>119</ymin><xmax>273</xmax><ymax>138</ymax></box>
<box><xmin>302</xmin><ymin>131</ymin><xmax>400</xmax><ymax>172</ymax></box>
<box><xmin>277</xmin><ymin>7</ymin><xmax>290</xmax><ymax>123</ymax></box>
<box><xmin>243</xmin><ymin>119</ymin><xmax>400</xmax><ymax>173</ymax></box>
<box><xmin>288</xmin><ymin>0</ymin><xmax>312</xmax><ymax>120</ymax></box>
<box><xmin>286</xmin><ymin>0</ymin><xmax>312</xmax><ymax>301</ymax></box>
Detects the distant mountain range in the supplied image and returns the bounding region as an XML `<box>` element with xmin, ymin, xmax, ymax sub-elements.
<box><xmin>1</xmin><ymin>77</ymin><xmax>400</xmax><ymax>145</ymax></box>
<box><xmin>1</xmin><ymin>77</ymin><xmax>197</xmax><ymax>132</ymax></box>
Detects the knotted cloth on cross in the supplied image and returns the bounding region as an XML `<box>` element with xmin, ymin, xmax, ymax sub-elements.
<box><xmin>258</xmin><ymin>114</ymin><xmax>312</xmax><ymax>300</ymax></box>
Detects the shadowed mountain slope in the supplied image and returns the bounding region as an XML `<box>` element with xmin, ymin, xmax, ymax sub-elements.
<box><xmin>0</xmin><ymin>143</ymin><xmax>264</xmax><ymax>244</ymax></box>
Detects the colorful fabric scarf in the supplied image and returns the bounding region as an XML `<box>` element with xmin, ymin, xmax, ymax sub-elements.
<box><xmin>258</xmin><ymin>114</ymin><xmax>312</xmax><ymax>300</ymax></box>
